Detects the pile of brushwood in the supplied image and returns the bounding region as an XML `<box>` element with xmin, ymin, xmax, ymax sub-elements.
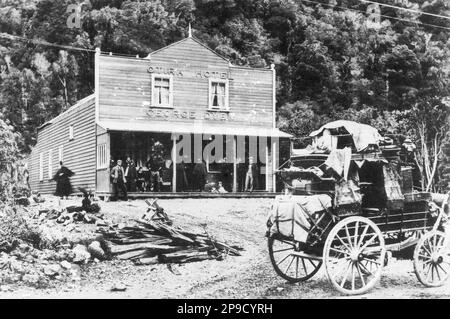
<box><xmin>100</xmin><ymin>200</ymin><xmax>243</xmax><ymax>265</ymax></box>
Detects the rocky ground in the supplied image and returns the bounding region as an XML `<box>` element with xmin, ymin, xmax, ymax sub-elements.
<box><xmin>1</xmin><ymin>197</ymin><xmax>450</xmax><ymax>299</ymax></box>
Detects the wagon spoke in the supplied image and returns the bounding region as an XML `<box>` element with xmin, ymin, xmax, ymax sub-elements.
<box><xmin>344</xmin><ymin>225</ymin><xmax>353</xmax><ymax>249</ymax></box>
<box><xmin>330</xmin><ymin>247</ymin><xmax>351</xmax><ymax>256</ymax></box>
<box><xmin>273</xmin><ymin>247</ymin><xmax>295</xmax><ymax>253</ymax></box>
<box><xmin>431</xmin><ymin>264</ymin><xmax>435</xmax><ymax>282</ymax></box>
<box><xmin>418</xmin><ymin>253</ymin><xmax>431</xmax><ymax>260</ymax></box>
<box><xmin>308</xmin><ymin>258</ymin><xmax>318</xmax><ymax>268</ymax></box>
<box><xmin>351</xmin><ymin>264</ymin><xmax>356</xmax><ymax>291</ymax></box>
<box><xmin>359</xmin><ymin>261</ymin><xmax>374</xmax><ymax>276</ymax></box>
<box><xmin>356</xmin><ymin>263</ymin><xmax>366</xmax><ymax>286</ymax></box>
<box><xmin>433</xmin><ymin>235</ymin><xmax>438</xmax><ymax>254</ymax></box>
<box><xmin>429</xmin><ymin>238</ymin><xmax>436</xmax><ymax>255</ymax></box>
<box><xmin>295</xmin><ymin>257</ymin><xmax>299</xmax><ymax>278</ymax></box>
<box><xmin>357</xmin><ymin>224</ymin><xmax>370</xmax><ymax>249</ymax></box>
<box><xmin>422</xmin><ymin>260</ymin><xmax>432</xmax><ymax>269</ymax></box>
<box><xmin>340</xmin><ymin>261</ymin><xmax>352</xmax><ymax>287</ymax></box>
<box><xmin>360</xmin><ymin>233</ymin><xmax>379</xmax><ymax>251</ymax></box>
<box><xmin>434</xmin><ymin>264</ymin><xmax>442</xmax><ymax>281</ymax></box>
<box><xmin>276</xmin><ymin>254</ymin><xmax>291</xmax><ymax>267</ymax></box>
<box><xmin>437</xmin><ymin>236</ymin><xmax>445</xmax><ymax>250</ymax></box>
<box><xmin>336</xmin><ymin>235</ymin><xmax>352</xmax><ymax>252</ymax></box>
<box><xmin>354</xmin><ymin>222</ymin><xmax>359</xmax><ymax>248</ymax></box>
<box><xmin>284</xmin><ymin>256</ymin><xmax>295</xmax><ymax>274</ymax></box>
<box><xmin>437</xmin><ymin>263</ymin><xmax>448</xmax><ymax>275</ymax></box>
<box><xmin>421</xmin><ymin>242</ymin><xmax>433</xmax><ymax>256</ymax></box>
<box><xmin>426</xmin><ymin>263</ymin><xmax>433</xmax><ymax>279</ymax></box>
<box><xmin>301</xmin><ymin>257</ymin><xmax>308</xmax><ymax>275</ymax></box>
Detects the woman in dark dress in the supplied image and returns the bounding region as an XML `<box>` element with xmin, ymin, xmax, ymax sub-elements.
<box><xmin>53</xmin><ymin>161</ymin><xmax>74</xmax><ymax>199</ymax></box>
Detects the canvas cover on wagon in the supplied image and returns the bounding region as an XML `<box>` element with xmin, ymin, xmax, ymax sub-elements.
<box><xmin>267</xmin><ymin>194</ymin><xmax>332</xmax><ymax>243</ymax></box>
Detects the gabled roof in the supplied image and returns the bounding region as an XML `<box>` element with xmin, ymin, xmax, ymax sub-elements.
<box><xmin>38</xmin><ymin>94</ymin><xmax>95</xmax><ymax>131</ymax></box>
<box><xmin>145</xmin><ymin>35</ymin><xmax>231</xmax><ymax>64</ymax></box>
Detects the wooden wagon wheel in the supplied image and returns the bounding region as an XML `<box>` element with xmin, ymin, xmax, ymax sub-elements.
<box><xmin>268</xmin><ymin>237</ymin><xmax>322</xmax><ymax>283</ymax></box>
<box><xmin>323</xmin><ymin>216</ymin><xmax>386</xmax><ymax>295</ymax></box>
<box><xmin>413</xmin><ymin>230</ymin><xmax>450</xmax><ymax>287</ymax></box>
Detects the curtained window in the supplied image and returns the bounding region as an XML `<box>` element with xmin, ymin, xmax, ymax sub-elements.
<box><xmin>209</xmin><ymin>80</ymin><xmax>229</xmax><ymax>110</ymax></box>
<box><xmin>152</xmin><ymin>75</ymin><xmax>173</xmax><ymax>108</ymax></box>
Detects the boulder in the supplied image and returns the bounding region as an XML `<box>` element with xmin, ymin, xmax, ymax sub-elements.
<box><xmin>22</xmin><ymin>273</ymin><xmax>41</xmax><ymax>284</ymax></box>
<box><xmin>43</xmin><ymin>264</ymin><xmax>62</xmax><ymax>277</ymax></box>
<box><xmin>87</xmin><ymin>241</ymin><xmax>106</xmax><ymax>260</ymax></box>
<box><xmin>60</xmin><ymin>260</ymin><xmax>72</xmax><ymax>270</ymax></box>
<box><xmin>72</xmin><ymin>244</ymin><xmax>91</xmax><ymax>264</ymax></box>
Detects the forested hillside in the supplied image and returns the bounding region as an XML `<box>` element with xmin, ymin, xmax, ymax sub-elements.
<box><xmin>0</xmin><ymin>0</ymin><xmax>449</xmax><ymax>191</ymax></box>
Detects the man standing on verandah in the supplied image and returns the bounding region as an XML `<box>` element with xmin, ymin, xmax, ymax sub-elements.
<box><xmin>245</xmin><ymin>156</ymin><xmax>258</xmax><ymax>192</ymax></box>
<box><xmin>111</xmin><ymin>159</ymin><xmax>128</xmax><ymax>201</ymax></box>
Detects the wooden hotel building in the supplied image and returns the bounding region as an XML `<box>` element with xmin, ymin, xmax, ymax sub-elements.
<box><xmin>29</xmin><ymin>33</ymin><xmax>291</xmax><ymax>197</ymax></box>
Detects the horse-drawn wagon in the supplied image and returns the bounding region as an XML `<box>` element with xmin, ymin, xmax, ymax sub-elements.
<box><xmin>267</xmin><ymin>121</ymin><xmax>450</xmax><ymax>295</ymax></box>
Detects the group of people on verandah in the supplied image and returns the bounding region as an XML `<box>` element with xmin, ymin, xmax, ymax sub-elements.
<box><xmin>108</xmin><ymin>155</ymin><xmax>260</xmax><ymax>201</ymax></box>
<box><xmin>109</xmin><ymin>156</ymin><xmax>168</xmax><ymax>201</ymax></box>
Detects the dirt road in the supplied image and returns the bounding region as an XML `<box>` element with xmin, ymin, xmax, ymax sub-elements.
<box><xmin>2</xmin><ymin>198</ymin><xmax>450</xmax><ymax>299</ymax></box>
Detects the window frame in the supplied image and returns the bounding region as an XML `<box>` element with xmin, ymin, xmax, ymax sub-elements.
<box><xmin>48</xmin><ymin>149</ymin><xmax>53</xmax><ymax>179</ymax></box>
<box><xmin>97</xmin><ymin>143</ymin><xmax>108</xmax><ymax>169</ymax></box>
<box><xmin>151</xmin><ymin>74</ymin><xmax>174</xmax><ymax>108</ymax></box>
<box><xmin>69</xmin><ymin>125</ymin><xmax>74</xmax><ymax>141</ymax></box>
<box><xmin>208</xmin><ymin>78</ymin><xmax>229</xmax><ymax>111</ymax></box>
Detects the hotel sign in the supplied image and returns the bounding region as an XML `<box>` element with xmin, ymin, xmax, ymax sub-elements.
<box><xmin>147</xmin><ymin>65</ymin><xmax>231</xmax><ymax>79</ymax></box>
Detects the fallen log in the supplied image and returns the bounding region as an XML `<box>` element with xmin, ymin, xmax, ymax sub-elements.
<box><xmin>133</xmin><ymin>257</ymin><xmax>159</xmax><ymax>266</ymax></box>
<box><xmin>135</xmin><ymin>220</ymin><xmax>195</xmax><ymax>244</ymax></box>
<box><xmin>106</xmin><ymin>241</ymin><xmax>185</xmax><ymax>255</ymax></box>
<box><xmin>110</xmin><ymin>237</ymin><xmax>171</xmax><ymax>245</ymax></box>
<box><xmin>204</xmin><ymin>240</ymin><xmax>242</xmax><ymax>256</ymax></box>
<box><xmin>159</xmin><ymin>251</ymin><xmax>215</xmax><ymax>264</ymax></box>
<box><xmin>116</xmin><ymin>250</ymin><xmax>149</xmax><ymax>260</ymax></box>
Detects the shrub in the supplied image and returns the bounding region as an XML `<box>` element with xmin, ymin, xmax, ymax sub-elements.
<box><xmin>0</xmin><ymin>205</ymin><xmax>40</xmax><ymax>252</ymax></box>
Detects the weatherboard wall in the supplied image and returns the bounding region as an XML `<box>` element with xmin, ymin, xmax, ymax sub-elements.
<box><xmin>29</xmin><ymin>96</ymin><xmax>96</xmax><ymax>194</ymax></box>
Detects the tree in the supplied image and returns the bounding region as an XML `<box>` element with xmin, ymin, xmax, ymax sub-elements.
<box><xmin>0</xmin><ymin>116</ymin><xmax>21</xmax><ymax>201</ymax></box>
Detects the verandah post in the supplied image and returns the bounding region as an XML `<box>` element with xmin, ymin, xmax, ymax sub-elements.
<box><xmin>172</xmin><ymin>136</ymin><xmax>177</xmax><ymax>193</ymax></box>
<box><xmin>265</xmin><ymin>142</ymin><xmax>269</xmax><ymax>192</ymax></box>
<box><xmin>272</xmin><ymin>138</ymin><xmax>278</xmax><ymax>193</ymax></box>
<box><xmin>233</xmin><ymin>136</ymin><xmax>237</xmax><ymax>193</ymax></box>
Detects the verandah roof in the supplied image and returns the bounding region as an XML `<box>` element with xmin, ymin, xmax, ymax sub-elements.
<box><xmin>97</xmin><ymin>120</ymin><xmax>292</xmax><ymax>138</ymax></box>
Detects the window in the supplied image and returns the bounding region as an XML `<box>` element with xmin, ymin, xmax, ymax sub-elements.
<box><xmin>58</xmin><ymin>145</ymin><xmax>64</xmax><ymax>163</ymax></box>
<box><xmin>151</xmin><ymin>74</ymin><xmax>173</xmax><ymax>108</ymax></box>
<box><xmin>69</xmin><ymin>125</ymin><xmax>74</xmax><ymax>140</ymax></box>
<box><xmin>39</xmin><ymin>153</ymin><xmax>44</xmax><ymax>181</ymax></box>
<box><xmin>97</xmin><ymin>144</ymin><xmax>108</xmax><ymax>169</ymax></box>
<box><xmin>209</xmin><ymin>79</ymin><xmax>229</xmax><ymax>110</ymax></box>
<box><xmin>48</xmin><ymin>149</ymin><xmax>53</xmax><ymax>179</ymax></box>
